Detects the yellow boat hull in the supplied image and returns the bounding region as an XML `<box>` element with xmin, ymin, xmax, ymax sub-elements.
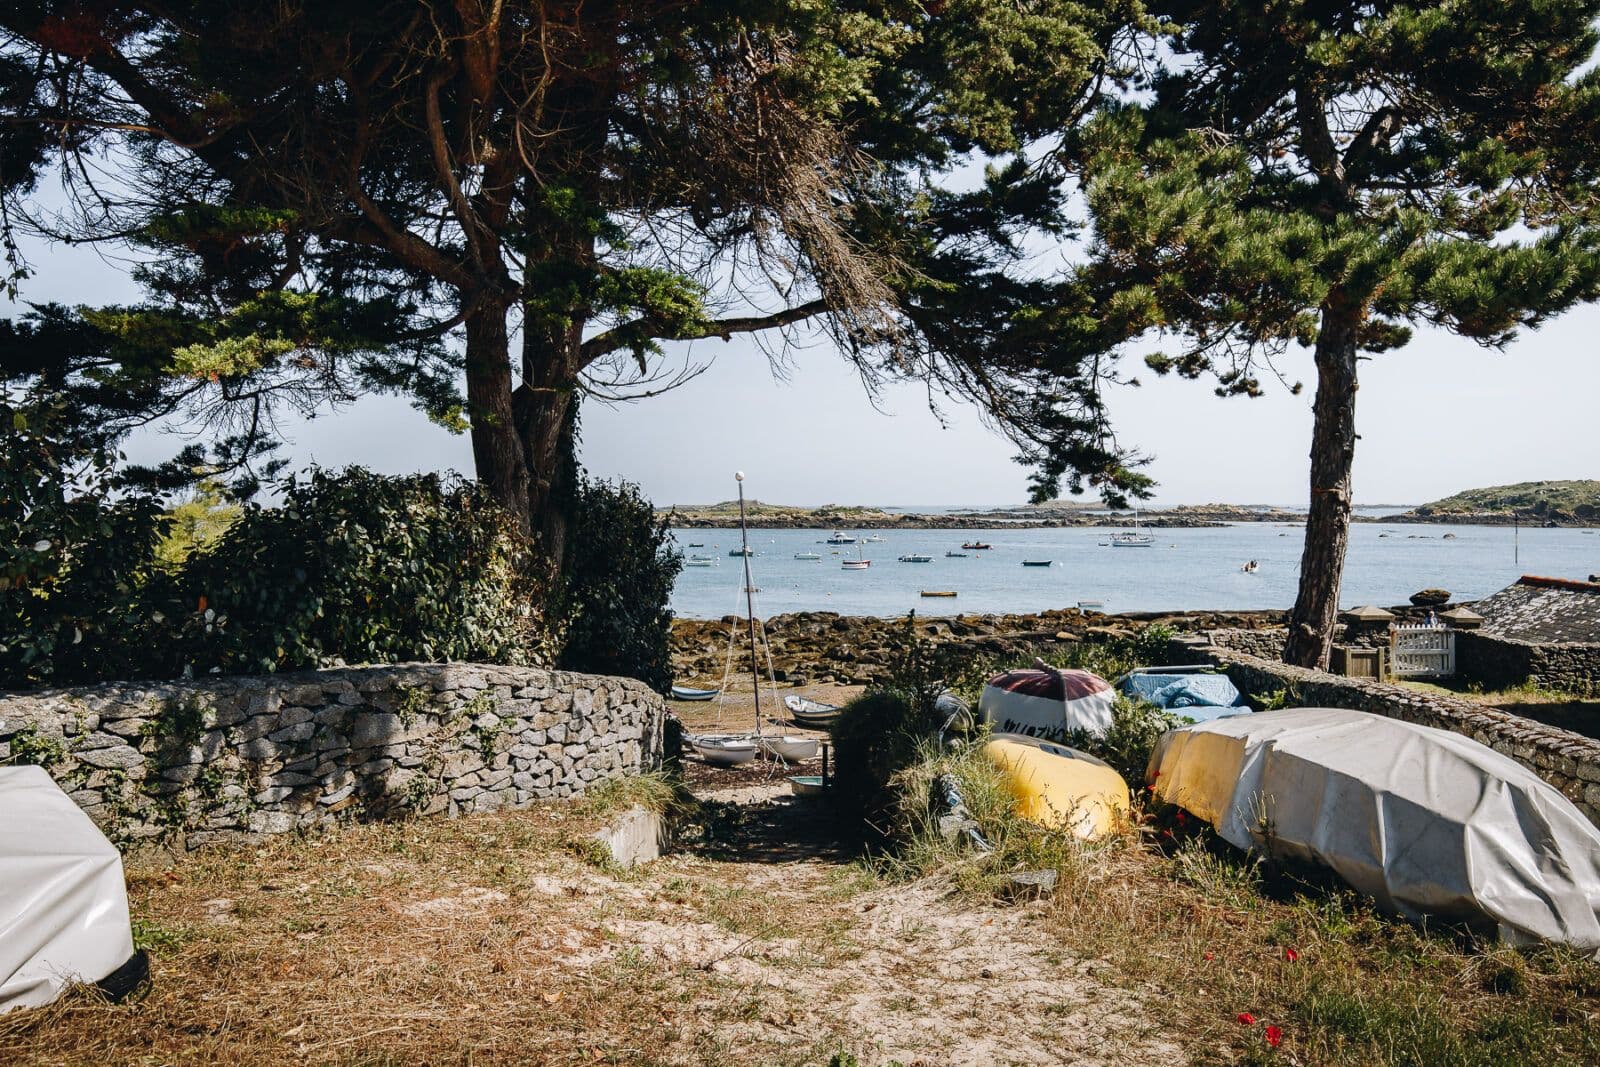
<box><xmin>983</xmin><ymin>734</ymin><xmax>1130</xmax><ymax>839</ymax></box>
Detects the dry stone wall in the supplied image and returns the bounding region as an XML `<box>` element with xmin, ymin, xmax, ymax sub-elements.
<box><xmin>0</xmin><ymin>664</ymin><xmax>665</xmax><ymax>849</ymax></box>
<box><xmin>1173</xmin><ymin>632</ymin><xmax>1600</xmax><ymax>825</ymax></box>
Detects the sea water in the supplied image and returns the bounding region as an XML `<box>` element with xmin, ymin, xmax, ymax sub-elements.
<box><xmin>669</xmin><ymin>524</ymin><xmax>1600</xmax><ymax>619</ymax></box>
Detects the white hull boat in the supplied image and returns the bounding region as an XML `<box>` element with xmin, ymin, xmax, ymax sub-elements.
<box><xmin>758</xmin><ymin>736</ymin><xmax>820</xmax><ymax>762</ymax></box>
<box><xmin>688</xmin><ymin>735</ymin><xmax>759</xmax><ymax>766</ymax></box>
<box><xmin>784</xmin><ymin>694</ymin><xmax>841</xmax><ymax>726</ymax></box>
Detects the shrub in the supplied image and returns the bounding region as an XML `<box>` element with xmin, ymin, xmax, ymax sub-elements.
<box><xmin>1</xmin><ymin>404</ymin><xmax>171</xmax><ymax>688</ymax></box>
<box><xmin>557</xmin><ymin>475</ymin><xmax>680</xmax><ymax>693</ymax></box>
<box><xmin>829</xmin><ymin>688</ymin><xmax>948</xmax><ymax>835</ymax></box>
<box><xmin>178</xmin><ymin>467</ymin><xmax>555</xmax><ymax>674</ymax></box>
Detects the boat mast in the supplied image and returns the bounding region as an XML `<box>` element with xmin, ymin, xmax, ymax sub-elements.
<box><xmin>735</xmin><ymin>472</ymin><xmax>763</xmax><ymax>738</ymax></box>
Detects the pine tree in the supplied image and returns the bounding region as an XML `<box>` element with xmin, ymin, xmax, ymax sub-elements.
<box><xmin>1073</xmin><ymin>0</ymin><xmax>1600</xmax><ymax>666</ymax></box>
<box><xmin>1</xmin><ymin>1</ymin><xmax>1154</xmax><ymax>563</ymax></box>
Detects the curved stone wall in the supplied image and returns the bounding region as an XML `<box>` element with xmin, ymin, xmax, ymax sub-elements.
<box><xmin>0</xmin><ymin>664</ymin><xmax>665</xmax><ymax>849</ymax></box>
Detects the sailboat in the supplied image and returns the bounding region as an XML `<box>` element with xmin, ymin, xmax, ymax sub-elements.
<box><xmin>685</xmin><ymin>472</ymin><xmax>820</xmax><ymax>768</ymax></box>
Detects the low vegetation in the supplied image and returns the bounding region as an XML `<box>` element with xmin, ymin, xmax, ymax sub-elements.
<box><xmin>1405</xmin><ymin>480</ymin><xmax>1600</xmax><ymax>523</ymax></box>
<box><xmin>822</xmin><ymin>621</ymin><xmax>1600</xmax><ymax>1063</ymax></box>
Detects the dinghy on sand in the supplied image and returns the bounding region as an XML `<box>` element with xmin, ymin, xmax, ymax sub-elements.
<box><xmin>784</xmin><ymin>694</ymin><xmax>841</xmax><ymax>727</ymax></box>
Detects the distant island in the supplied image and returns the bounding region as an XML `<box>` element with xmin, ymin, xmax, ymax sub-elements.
<box><xmin>661</xmin><ymin>481</ymin><xmax>1600</xmax><ymax>528</ymax></box>
<box><xmin>1385</xmin><ymin>480</ymin><xmax>1600</xmax><ymax>527</ymax></box>
<box><xmin>659</xmin><ymin>500</ymin><xmax>1305</xmax><ymax>529</ymax></box>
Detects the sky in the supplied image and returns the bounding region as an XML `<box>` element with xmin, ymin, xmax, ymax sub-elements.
<box><xmin>6</xmin><ymin>212</ymin><xmax>1597</xmax><ymax>510</ymax></box>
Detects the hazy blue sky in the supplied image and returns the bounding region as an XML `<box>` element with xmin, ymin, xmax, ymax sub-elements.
<box><xmin>7</xmin><ymin>221</ymin><xmax>1596</xmax><ymax>509</ymax></box>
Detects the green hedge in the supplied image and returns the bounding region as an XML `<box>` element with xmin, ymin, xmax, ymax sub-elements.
<box><xmin>177</xmin><ymin>467</ymin><xmax>554</xmax><ymax>675</ymax></box>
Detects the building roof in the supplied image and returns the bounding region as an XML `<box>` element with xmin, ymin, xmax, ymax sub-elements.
<box><xmin>1471</xmin><ymin>576</ymin><xmax>1600</xmax><ymax>644</ymax></box>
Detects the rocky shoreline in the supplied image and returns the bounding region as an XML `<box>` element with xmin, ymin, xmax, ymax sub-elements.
<box><xmin>670</xmin><ymin>607</ymin><xmax>1286</xmax><ymax>687</ymax></box>
<box><xmin>663</xmin><ymin>505</ymin><xmax>1600</xmax><ymax>530</ymax></box>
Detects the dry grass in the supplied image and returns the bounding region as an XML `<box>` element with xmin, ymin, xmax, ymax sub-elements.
<box><xmin>878</xmin><ymin>740</ymin><xmax>1600</xmax><ymax>1065</ymax></box>
<box><xmin>1</xmin><ymin>787</ymin><xmax>1180</xmax><ymax>1067</ymax></box>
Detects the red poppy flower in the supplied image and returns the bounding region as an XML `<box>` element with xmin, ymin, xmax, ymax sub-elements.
<box><xmin>1236</xmin><ymin>1012</ymin><xmax>1255</xmax><ymax>1025</ymax></box>
<box><xmin>1265</xmin><ymin>1025</ymin><xmax>1283</xmax><ymax>1047</ymax></box>
<box><xmin>1283</xmin><ymin>947</ymin><xmax>1299</xmax><ymax>962</ymax></box>
<box><xmin>1203</xmin><ymin>951</ymin><xmax>1215</xmax><ymax>961</ymax></box>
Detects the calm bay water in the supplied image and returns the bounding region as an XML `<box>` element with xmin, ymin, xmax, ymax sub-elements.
<box><xmin>668</xmin><ymin>523</ymin><xmax>1600</xmax><ymax>619</ymax></box>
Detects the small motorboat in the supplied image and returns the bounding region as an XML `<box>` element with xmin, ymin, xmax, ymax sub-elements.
<box><xmin>784</xmin><ymin>694</ymin><xmax>841</xmax><ymax>727</ymax></box>
<box><xmin>961</xmin><ymin>541</ymin><xmax>992</xmax><ymax>550</ymax></box>
<box><xmin>758</xmin><ymin>735</ymin><xmax>820</xmax><ymax>762</ymax></box>
<box><xmin>945</xmin><ymin>551</ymin><xmax>968</xmax><ymax>558</ymax></box>
<box><xmin>825</xmin><ymin>531</ymin><xmax>856</xmax><ymax>545</ymax></box>
<box><xmin>687</xmin><ymin>542</ymin><xmax>705</xmax><ymax>548</ymax></box>
<box><xmin>1021</xmin><ymin>559</ymin><xmax>1053</xmax><ymax>567</ymax></box>
<box><xmin>794</xmin><ymin>552</ymin><xmax>822</xmax><ymax>561</ymax></box>
<box><xmin>684</xmin><ymin>558</ymin><xmax>715</xmax><ymax>567</ymax></box>
<box><xmin>842</xmin><ymin>559</ymin><xmax>870</xmax><ymax>570</ymax></box>
<box><xmin>687</xmin><ymin>735</ymin><xmax>759</xmax><ymax>766</ymax></box>
<box><xmin>982</xmin><ymin>734</ymin><xmax>1129</xmax><ymax>840</ymax></box>
<box><xmin>1077</xmin><ymin>599</ymin><xmax>1105</xmax><ymax>610</ymax></box>
<box><xmin>670</xmin><ymin>685</ymin><xmax>720</xmax><ymax>701</ymax></box>
<box><xmin>898</xmin><ymin>554</ymin><xmax>933</xmax><ymax>563</ymax></box>
<box><xmin>864</xmin><ymin>534</ymin><xmax>887</xmax><ymax>543</ymax></box>
<box><xmin>920</xmin><ymin>590</ymin><xmax>958</xmax><ymax>598</ymax></box>
<box><xmin>728</xmin><ymin>546</ymin><xmax>754</xmax><ymax>557</ymax></box>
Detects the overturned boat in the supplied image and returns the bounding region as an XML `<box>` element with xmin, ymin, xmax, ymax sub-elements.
<box><xmin>2</xmin><ymin>767</ymin><xmax>147</xmax><ymax>1012</ymax></box>
<box><xmin>978</xmin><ymin>661</ymin><xmax>1115</xmax><ymax>740</ymax></box>
<box><xmin>1147</xmin><ymin>708</ymin><xmax>1600</xmax><ymax>954</ymax></box>
<box><xmin>983</xmin><ymin>733</ymin><xmax>1129</xmax><ymax>840</ymax></box>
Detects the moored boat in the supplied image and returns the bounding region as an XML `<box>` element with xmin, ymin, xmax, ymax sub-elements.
<box><xmin>687</xmin><ymin>735</ymin><xmax>759</xmax><ymax>766</ymax></box>
<box><xmin>842</xmin><ymin>559</ymin><xmax>870</xmax><ymax>570</ymax></box>
<box><xmin>1021</xmin><ymin>559</ymin><xmax>1053</xmax><ymax>567</ymax></box>
<box><xmin>898</xmin><ymin>553</ymin><xmax>933</xmax><ymax>563</ymax></box>
<box><xmin>684</xmin><ymin>558</ymin><xmax>714</xmax><ymax>567</ymax></box>
<box><xmin>961</xmin><ymin>541</ymin><xmax>993</xmax><ymax>550</ymax></box>
<box><xmin>825</xmin><ymin>531</ymin><xmax>856</xmax><ymax>545</ymax></box>
<box><xmin>783</xmin><ymin>694</ymin><xmax>841</xmax><ymax>727</ymax></box>
<box><xmin>757</xmin><ymin>735</ymin><xmax>820</xmax><ymax>762</ymax></box>
<box><xmin>728</xmin><ymin>546</ymin><xmax>754</xmax><ymax>557</ymax></box>
<box><xmin>945</xmin><ymin>551</ymin><xmax>968</xmax><ymax>558</ymax></box>
<box><xmin>794</xmin><ymin>552</ymin><xmax>822</xmax><ymax>561</ymax></box>
<box><xmin>920</xmin><ymin>590</ymin><xmax>958</xmax><ymax>598</ymax></box>
<box><xmin>1109</xmin><ymin>531</ymin><xmax>1154</xmax><ymax>547</ymax></box>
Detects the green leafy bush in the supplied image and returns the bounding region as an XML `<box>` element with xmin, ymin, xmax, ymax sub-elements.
<box><xmin>1</xmin><ymin>403</ymin><xmax>171</xmax><ymax>688</ymax></box>
<box><xmin>829</xmin><ymin>688</ymin><xmax>948</xmax><ymax>835</ymax></box>
<box><xmin>556</xmin><ymin>475</ymin><xmax>680</xmax><ymax>693</ymax></box>
<box><xmin>179</xmin><ymin>467</ymin><xmax>555</xmax><ymax>674</ymax></box>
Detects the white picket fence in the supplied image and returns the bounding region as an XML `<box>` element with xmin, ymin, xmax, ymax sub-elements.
<box><xmin>1389</xmin><ymin>624</ymin><xmax>1456</xmax><ymax>678</ymax></box>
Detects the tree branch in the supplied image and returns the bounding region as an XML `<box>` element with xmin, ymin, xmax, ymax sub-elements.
<box><xmin>579</xmin><ymin>298</ymin><xmax>829</xmax><ymax>366</ymax></box>
<box><xmin>1341</xmin><ymin>105</ymin><xmax>1405</xmax><ymax>177</ymax></box>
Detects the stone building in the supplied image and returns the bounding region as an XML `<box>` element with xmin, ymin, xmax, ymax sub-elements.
<box><xmin>1458</xmin><ymin>576</ymin><xmax>1600</xmax><ymax>694</ymax></box>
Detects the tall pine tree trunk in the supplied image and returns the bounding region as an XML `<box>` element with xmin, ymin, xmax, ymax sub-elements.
<box><xmin>464</xmin><ymin>297</ymin><xmax>532</xmax><ymax>533</ymax></box>
<box><xmin>1283</xmin><ymin>295</ymin><xmax>1361</xmax><ymax>669</ymax></box>
<box><xmin>514</xmin><ymin>340</ymin><xmax>577</xmax><ymax>570</ymax></box>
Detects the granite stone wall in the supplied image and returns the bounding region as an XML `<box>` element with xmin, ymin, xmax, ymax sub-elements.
<box><xmin>1456</xmin><ymin>631</ymin><xmax>1600</xmax><ymax>696</ymax></box>
<box><xmin>1172</xmin><ymin>633</ymin><xmax>1600</xmax><ymax>826</ymax></box>
<box><xmin>0</xmin><ymin>663</ymin><xmax>666</xmax><ymax>849</ymax></box>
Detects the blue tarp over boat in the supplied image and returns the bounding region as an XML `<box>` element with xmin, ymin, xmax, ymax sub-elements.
<box><xmin>1119</xmin><ymin>671</ymin><xmax>1250</xmax><ymax>724</ymax></box>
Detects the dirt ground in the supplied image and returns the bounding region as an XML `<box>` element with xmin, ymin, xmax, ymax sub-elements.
<box><xmin>2</xmin><ymin>756</ymin><xmax>1180</xmax><ymax>1067</ymax></box>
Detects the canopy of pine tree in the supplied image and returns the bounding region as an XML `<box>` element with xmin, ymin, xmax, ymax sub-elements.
<box><xmin>0</xmin><ymin>0</ymin><xmax>1154</xmax><ymax>541</ymax></box>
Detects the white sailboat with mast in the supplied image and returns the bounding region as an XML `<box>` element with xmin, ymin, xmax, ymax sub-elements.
<box><xmin>686</xmin><ymin>472</ymin><xmax>820</xmax><ymax>768</ymax></box>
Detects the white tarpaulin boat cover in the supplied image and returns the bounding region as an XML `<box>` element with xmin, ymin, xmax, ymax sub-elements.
<box><xmin>1147</xmin><ymin>708</ymin><xmax>1600</xmax><ymax>953</ymax></box>
<box><xmin>979</xmin><ymin>662</ymin><xmax>1115</xmax><ymax>740</ymax></box>
<box><xmin>1</xmin><ymin>765</ymin><xmax>137</xmax><ymax>1012</ymax></box>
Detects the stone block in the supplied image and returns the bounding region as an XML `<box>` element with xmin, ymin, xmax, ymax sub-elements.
<box><xmin>76</xmin><ymin>744</ymin><xmax>143</xmax><ymax>770</ymax></box>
